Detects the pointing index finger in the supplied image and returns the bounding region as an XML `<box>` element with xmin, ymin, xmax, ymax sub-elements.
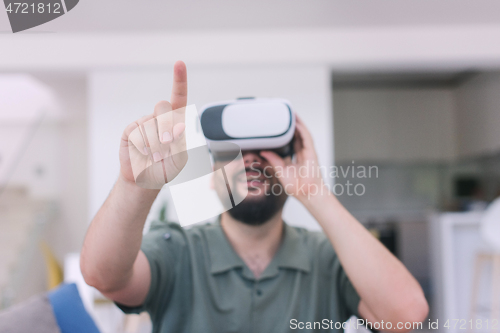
<box><xmin>171</xmin><ymin>61</ymin><xmax>188</xmax><ymax>111</ymax></box>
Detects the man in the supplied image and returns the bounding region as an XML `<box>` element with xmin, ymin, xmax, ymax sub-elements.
<box><xmin>80</xmin><ymin>61</ymin><xmax>428</xmax><ymax>332</ymax></box>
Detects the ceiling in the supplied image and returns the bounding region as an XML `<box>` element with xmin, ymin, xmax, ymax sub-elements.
<box><xmin>1</xmin><ymin>0</ymin><xmax>500</xmax><ymax>33</ymax></box>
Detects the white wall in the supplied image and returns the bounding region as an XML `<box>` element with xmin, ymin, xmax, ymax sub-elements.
<box><xmin>89</xmin><ymin>65</ymin><xmax>332</xmax><ymax>231</ymax></box>
<box><xmin>7</xmin><ymin>74</ymin><xmax>89</xmax><ymax>257</ymax></box>
<box><xmin>333</xmin><ymin>87</ymin><xmax>457</xmax><ymax>163</ymax></box>
<box><xmin>0</xmin><ymin>74</ymin><xmax>88</xmax><ymax>305</ymax></box>
<box><xmin>7</xmin><ymin>74</ymin><xmax>89</xmax><ymax>256</ymax></box>
<box><xmin>0</xmin><ymin>75</ymin><xmax>88</xmax><ymax>258</ymax></box>
<box><xmin>39</xmin><ymin>75</ymin><xmax>89</xmax><ymax>256</ymax></box>
<box><xmin>0</xmin><ymin>75</ymin><xmax>61</xmax><ymax>196</ymax></box>
<box><xmin>455</xmin><ymin>72</ymin><xmax>500</xmax><ymax>157</ymax></box>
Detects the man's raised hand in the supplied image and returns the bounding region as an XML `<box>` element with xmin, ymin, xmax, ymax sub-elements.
<box><xmin>119</xmin><ymin>61</ymin><xmax>189</xmax><ymax>189</ymax></box>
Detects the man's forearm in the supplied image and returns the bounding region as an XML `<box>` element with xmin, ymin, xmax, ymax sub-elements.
<box><xmin>301</xmin><ymin>189</ymin><xmax>428</xmax><ymax>325</ymax></box>
<box><xmin>80</xmin><ymin>175</ymin><xmax>159</xmax><ymax>292</ymax></box>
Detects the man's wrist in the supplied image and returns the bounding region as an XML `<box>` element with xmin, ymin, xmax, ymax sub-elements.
<box><xmin>116</xmin><ymin>173</ymin><xmax>160</xmax><ymax>202</ymax></box>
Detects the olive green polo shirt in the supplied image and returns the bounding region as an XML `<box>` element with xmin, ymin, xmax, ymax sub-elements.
<box><xmin>117</xmin><ymin>219</ymin><xmax>360</xmax><ymax>333</ymax></box>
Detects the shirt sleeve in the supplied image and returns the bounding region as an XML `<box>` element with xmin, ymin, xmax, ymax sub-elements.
<box><xmin>115</xmin><ymin>221</ymin><xmax>181</xmax><ymax>317</ymax></box>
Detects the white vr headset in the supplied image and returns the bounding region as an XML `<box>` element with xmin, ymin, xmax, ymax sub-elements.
<box><xmin>200</xmin><ymin>97</ymin><xmax>296</xmax><ymax>159</ymax></box>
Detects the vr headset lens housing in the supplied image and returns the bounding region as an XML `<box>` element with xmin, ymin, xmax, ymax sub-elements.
<box><xmin>200</xmin><ymin>98</ymin><xmax>296</xmax><ymax>160</ymax></box>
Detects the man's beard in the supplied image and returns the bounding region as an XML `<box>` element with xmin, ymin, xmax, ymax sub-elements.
<box><xmin>228</xmin><ymin>169</ymin><xmax>287</xmax><ymax>226</ymax></box>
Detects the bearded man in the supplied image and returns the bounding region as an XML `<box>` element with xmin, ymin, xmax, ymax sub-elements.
<box><xmin>80</xmin><ymin>61</ymin><xmax>428</xmax><ymax>333</ymax></box>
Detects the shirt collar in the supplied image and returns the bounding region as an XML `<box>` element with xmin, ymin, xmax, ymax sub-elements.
<box><xmin>205</xmin><ymin>217</ymin><xmax>311</xmax><ymax>276</ymax></box>
<box><xmin>206</xmin><ymin>220</ymin><xmax>246</xmax><ymax>274</ymax></box>
<box><xmin>273</xmin><ymin>222</ymin><xmax>311</xmax><ymax>273</ymax></box>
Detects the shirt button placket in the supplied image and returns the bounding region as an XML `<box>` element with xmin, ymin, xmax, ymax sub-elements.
<box><xmin>249</xmin><ymin>282</ymin><xmax>256</xmax><ymax>333</ymax></box>
<box><xmin>251</xmin><ymin>281</ymin><xmax>263</xmax><ymax>333</ymax></box>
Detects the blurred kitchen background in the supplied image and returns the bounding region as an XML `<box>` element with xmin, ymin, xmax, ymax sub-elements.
<box><xmin>1</xmin><ymin>1</ymin><xmax>500</xmax><ymax>332</ymax></box>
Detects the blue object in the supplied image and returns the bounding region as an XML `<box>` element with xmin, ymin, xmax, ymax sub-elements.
<box><xmin>47</xmin><ymin>283</ymin><xmax>100</xmax><ymax>333</ymax></box>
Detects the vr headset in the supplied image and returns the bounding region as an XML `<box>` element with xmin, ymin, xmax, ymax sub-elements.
<box><xmin>200</xmin><ymin>97</ymin><xmax>296</xmax><ymax>159</ymax></box>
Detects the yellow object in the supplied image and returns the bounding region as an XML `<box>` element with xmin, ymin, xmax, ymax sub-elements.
<box><xmin>368</xmin><ymin>228</ymin><xmax>380</xmax><ymax>240</ymax></box>
<box><xmin>40</xmin><ymin>241</ymin><xmax>63</xmax><ymax>290</ymax></box>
